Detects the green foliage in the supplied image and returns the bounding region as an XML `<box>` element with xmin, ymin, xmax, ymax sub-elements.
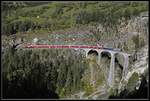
<box><xmin>2</xmin><ymin>1</ymin><xmax>27</xmax><ymax>11</ymax></box>
<box><xmin>83</xmin><ymin>82</ymin><xmax>95</xmax><ymax>96</ymax></box>
<box><xmin>2</xmin><ymin>48</ymin><xmax>87</xmax><ymax>98</ymax></box>
<box><xmin>139</xmin><ymin>36</ymin><xmax>146</xmax><ymax>48</ymax></box>
<box><xmin>132</xmin><ymin>34</ymin><xmax>145</xmax><ymax>50</ymax></box>
<box><xmin>132</xmin><ymin>35</ymin><xmax>138</xmax><ymax>46</ymax></box>
<box><xmin>126</xmin><ymin>72</ymin><xmax>139</xmax><ymax>92</ymax></box>
<box><xmin>108</xmin><ymin>87</ymin><xmax>118</xmax><ymax>97</ymax></box>
<box><xmin>2</xmin><ymin>1</ymin><xmax>148</xmax><ymax>35</ymax></box>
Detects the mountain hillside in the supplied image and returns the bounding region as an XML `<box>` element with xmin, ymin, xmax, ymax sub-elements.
<box><xmin>1</xmin><ymin>1</ymin><xmax>148</xmax><ymax>99</ymax></box>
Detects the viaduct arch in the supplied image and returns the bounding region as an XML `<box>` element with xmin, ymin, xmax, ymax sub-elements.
<box><xmin>24</xmin><ymin>44</ymin><xmax>130</xmax><ymax>88</ymax></box>
<box><xmin>85</xmin><ymin>49</ymin><xmax>130</xmax><ymax>87</ymax></box>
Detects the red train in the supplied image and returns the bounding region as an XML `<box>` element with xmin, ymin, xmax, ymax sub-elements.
<box><xmin>24</xmin><ymin>44</ymin><xmax>103</xmax><ymax>49</ymax></box>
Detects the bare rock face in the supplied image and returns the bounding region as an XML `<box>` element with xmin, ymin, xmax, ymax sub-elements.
<box><xmin>97</xmin><ymin>24</ymin><xmax>105</xmax><ymax>33</ymax></box>
<box><xmin>16</xmin><ymin>38</ymin><xmax>23</xmax><ymax>44</ymax></box>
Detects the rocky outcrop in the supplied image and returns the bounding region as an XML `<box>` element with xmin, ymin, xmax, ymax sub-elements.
<box><xmin>64</xmin><ymin>12</ymin><xmax>148</xmax><ymax>99</ymax></box>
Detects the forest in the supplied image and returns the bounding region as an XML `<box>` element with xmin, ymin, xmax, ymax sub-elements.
<box><xmin>2</xmin><ymin>48</ymin><xmax>88</xmax><ymax>98</ymax></box>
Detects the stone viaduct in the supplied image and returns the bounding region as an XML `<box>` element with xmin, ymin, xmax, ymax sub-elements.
<box><xmin>24</xmin><ymin>44</ymin><xmax>130</xmax><ymax>87</ymax></box>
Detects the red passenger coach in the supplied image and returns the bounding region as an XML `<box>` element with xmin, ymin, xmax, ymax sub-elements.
<box><xmin>24</xmin><ymin>44</ymin><xmax>103</xmax><ymax>49</ymax></box>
